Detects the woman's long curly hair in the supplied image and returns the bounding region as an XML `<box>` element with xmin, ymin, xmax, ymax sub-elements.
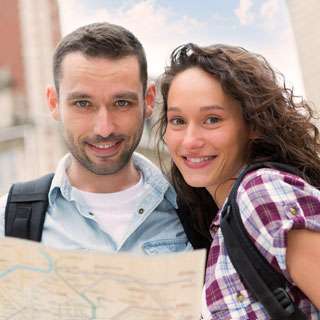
<box><xmin>155</xmin><ymin>43</ymin><xmax>320</xmax><ymax>240</ymax></box>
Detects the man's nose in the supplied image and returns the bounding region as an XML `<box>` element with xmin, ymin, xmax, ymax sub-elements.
<box><xmin>93</xmin><ymin>107</ymin><xmax>115</xmax><ymax>138</ymax></box>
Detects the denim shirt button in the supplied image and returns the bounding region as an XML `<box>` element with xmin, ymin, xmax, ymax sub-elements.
<box><xmin>138</xmin><ymin>208</ymin><xmax>144</xmax><ymax>214</ymax></box>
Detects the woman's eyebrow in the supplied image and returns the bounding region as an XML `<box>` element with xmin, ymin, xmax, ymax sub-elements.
<box><xmin>167</xmin><ymin>105</ymin><xmax>224</xmax><ymax>112</ymax></box>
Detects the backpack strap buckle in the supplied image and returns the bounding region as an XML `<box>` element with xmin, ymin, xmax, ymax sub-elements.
<box><xmin>273</xmin><ymin>288</ymin><xmax>295</xmax><ymax>314</ymax></box>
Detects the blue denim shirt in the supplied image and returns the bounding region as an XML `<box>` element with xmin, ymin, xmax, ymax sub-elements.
<box><xmin>0</xmin><ymin>153</ymin><xmax>191</xmax><ymax>254</ymax></box>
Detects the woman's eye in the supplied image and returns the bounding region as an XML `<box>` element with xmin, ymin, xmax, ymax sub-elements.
<box><xmin>205</xmin><ymin>116</ymin><xmax>219</xmax><ymax>124</ymax></box>
<box><xmin>169</xmin><ymin>117</ymin><xmax>185</xmax><ymax>126</ymax></box>
<box><xmin>75</xmin><ymin>100</ymin><xmax>90</xmax><ymax>108</ymax></box>
<box><xmin>115</xmin><ymin>100</ymin><xmax>129</xmax><ymax>107</ymax></box>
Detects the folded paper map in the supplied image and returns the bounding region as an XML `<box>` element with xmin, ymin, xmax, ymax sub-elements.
<box><xmin>0</xmin><ymin>237</ymin><xmax>206</xmax><ymax>319</ymax></box>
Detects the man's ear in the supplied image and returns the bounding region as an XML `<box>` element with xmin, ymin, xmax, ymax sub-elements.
<box><xmin>144</xmin><ymin>83</ymin><xmax>155</xmax><ymax>119</ymax></box>
<box><xmin>46</xmin><ymin>86</ymin><xmax>60</xmax><ymax>121</ymax></box>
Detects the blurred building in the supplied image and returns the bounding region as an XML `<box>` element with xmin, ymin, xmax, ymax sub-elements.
<box><xmin>0</xmin><ymin>0</ymin><xmax>65</xmax><ymax>194</ymax></box>
<box><xmin>286</xmin><ymin>0</ymin><xmax>320</xmax><ymax>111</ymax></box>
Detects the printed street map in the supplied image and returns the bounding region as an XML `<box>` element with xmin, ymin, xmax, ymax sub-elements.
<box><xmin>0</xmin><ymin>237</ymin><xmax>205</xmax><ymax>319</ymax></box>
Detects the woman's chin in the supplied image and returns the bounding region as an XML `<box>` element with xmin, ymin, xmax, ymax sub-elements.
<box><xmin>183</xmin><ymin>177</ymin><xmax>208</xmax><ymax>189</ymax></box>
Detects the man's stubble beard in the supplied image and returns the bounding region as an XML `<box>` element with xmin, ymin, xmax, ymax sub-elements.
<box><xmin>62</xmin><ymin>119</ymin><xmax>145</xmax><ymax>176</ymax></box>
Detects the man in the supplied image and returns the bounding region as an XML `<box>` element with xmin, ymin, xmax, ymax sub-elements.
<box><xmin>0</xmin><ymin>22</ymin><xmax>190</xmax><ymax>254</ymax></box>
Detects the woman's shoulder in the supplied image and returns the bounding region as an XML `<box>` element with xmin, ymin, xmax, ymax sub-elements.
<box><xmin>233</xmin><ymin>167</ymin><xmax>320</xmax><ymax>284</ymax></box>
<box><xmin>235</xmin><ymin>166</ymin><xmax>320</xmax><ymax>227</ymax></box>
<box><xmin>238</xmin><ymin>167</ymin><xmax>319</xmax><ymax>201</ymax></box>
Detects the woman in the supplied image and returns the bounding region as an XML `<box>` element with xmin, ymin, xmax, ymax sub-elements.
<box><xmin>156</xmin><ymin>43</ymin><xmax>320</xmax><ymax>319</ymax></box>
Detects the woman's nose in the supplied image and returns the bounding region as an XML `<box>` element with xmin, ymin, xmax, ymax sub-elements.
<box><xmin>181</xmin><ymin>124</ymin><xmax>205</xmax><ymax>149</ymax></box>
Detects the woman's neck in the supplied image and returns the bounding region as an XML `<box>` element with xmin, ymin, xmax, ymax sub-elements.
<box><xmin>208</xmin><ymin>178</ymin><xmax>237</xmax><ymax>209</ymax></box>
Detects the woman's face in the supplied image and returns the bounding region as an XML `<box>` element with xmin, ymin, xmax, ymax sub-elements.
<box><xmin>164</xmin><ymin>67</ymin><xmax>253</xmax><ymax>203</ymax></box>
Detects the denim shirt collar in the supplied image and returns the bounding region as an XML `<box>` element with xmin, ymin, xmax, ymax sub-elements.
<box><xmin>132</xmin><ymin>152</ymin><xmax>177</xmax><ymax>208</ymax></box>
<box><xmin>48</xmin><ymin>152</ymin><xmax>177</xmax><ymax>209</ymax></box>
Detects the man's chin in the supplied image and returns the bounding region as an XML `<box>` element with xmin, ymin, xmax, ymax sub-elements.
<box><xmin>83</xmin><ymin>158</ymin><xmax>130</xmax><ymax>176</ymax></box>
<box><xmin>83</xmin><ymin>163</ymin><xmax>119</xmax><ymax>176</ymax></box>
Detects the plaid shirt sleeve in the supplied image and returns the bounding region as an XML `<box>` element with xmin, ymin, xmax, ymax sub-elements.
<box><xmin>237</xmin><ymin>168</ymin><xmax>320</xmax><ymax>281</ymax></box>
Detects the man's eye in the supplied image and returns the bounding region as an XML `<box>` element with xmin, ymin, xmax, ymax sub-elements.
<box><xmin>75</xmin><ymin>100</ymin><xmax>90</xmax><ymax>108</ymax></box>
<box><xmin>115</xmin><ymin>100</ymin><xmax>129</xmax><ymax>107</ymax></box>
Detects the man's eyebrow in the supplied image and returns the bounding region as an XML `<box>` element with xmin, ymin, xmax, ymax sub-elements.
<box><xmin>113</xmin><ymin>92</ymin><xmax>139</xmax><ymax>101</ymax></box>
<box><xmin>167</xmin><ymin>105</ymin><xmax>224</xmax><ymax>112</ymax></box>
<box><xmin>66</xmin><ymin>92</ymin><xmax>91</xmax><ymax>100</ymax></box>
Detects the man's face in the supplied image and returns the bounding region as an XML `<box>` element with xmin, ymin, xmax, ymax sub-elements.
<box><xmin>47</xmin><ymin>53</ymin><xmax>153</xmax><ymax>176</ymax></box>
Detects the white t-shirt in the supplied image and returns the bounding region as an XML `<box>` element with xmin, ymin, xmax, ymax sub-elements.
<box><xmin>72</xmin><ymin>175</ymin><xmax>147</xmax><ymax>247</ymax></box>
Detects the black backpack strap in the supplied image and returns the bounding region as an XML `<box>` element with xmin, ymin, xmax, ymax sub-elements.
<box><xmin>220</xmin><ymin>162</ymin><xmax>307</xmax><ymax>319</ymax></box>
<box><xmin>5</xmin><ymin>173</ymin><xmax>54</xmax><ymax>242</ymax></box>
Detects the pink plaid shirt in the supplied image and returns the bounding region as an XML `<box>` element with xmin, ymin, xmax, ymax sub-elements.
<box><xmin>205</xmin><ymin>168</ymin><xmax>320</xmax><ymax>319</ymax></box>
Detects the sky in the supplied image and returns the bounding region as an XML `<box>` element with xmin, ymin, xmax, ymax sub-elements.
<box><xmin>57</xmin><ymin>0</ymin><xmax>304</xmax><ymax>95</ymax></box>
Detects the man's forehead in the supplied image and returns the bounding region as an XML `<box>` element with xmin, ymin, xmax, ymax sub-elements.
<box><xmin>57</xmin><ymin>53</ymin><xmax>143</xmax><ymax>98</ymax></box>
<box><xmin>59</xmin><ymin>53</ymin><xmax>141</xmax><ymax>86</ymax></box>
<box><xmin>60</xmin><ymin>51</ymin><xmax>140</xmax><ymax>71</ymax></box>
